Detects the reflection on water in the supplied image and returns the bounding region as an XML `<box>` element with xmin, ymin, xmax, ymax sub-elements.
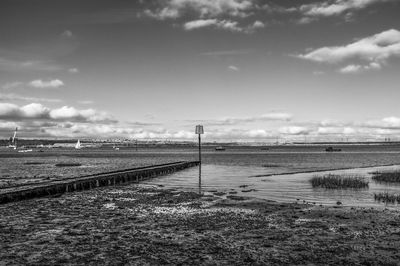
<box><xmin>2</xmin><ymin>146</ymin><xmax>400</xmax><ymax>206</ymax></box>
<box><xmin>198</xmin><ymin>164</ymin><xmax>202</xmax><ymax>194</ymax></box>
<box><xmin>143</xmin><ymin>164</ymin><xmax>400</xmax><ymax>207</ymax></box>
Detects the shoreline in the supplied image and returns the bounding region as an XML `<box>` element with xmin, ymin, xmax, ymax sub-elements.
<box><xmin>251</xmin><ymin>163</ymin><xmax>400</xmax><ymax>178</ymax></box>
<box><xmin>1</xmin><ymin>184</ymin><xmax>399</xmax><ymax>265</ymax></box>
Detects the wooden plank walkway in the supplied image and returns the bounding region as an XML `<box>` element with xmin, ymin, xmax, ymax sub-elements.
<box><xmin>0</xmin><ymin>161</ymin><xmax>199</xmax><ymax>204</ymax></box>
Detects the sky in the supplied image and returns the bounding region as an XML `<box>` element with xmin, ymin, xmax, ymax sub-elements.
<box><xmin>0</xmin><ymin>0</ymin><xmax>400</xmax><ymax>142</ymax></box>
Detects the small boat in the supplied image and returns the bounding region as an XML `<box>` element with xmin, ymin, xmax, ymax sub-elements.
<box><xmin>75</xmin><ymin>139</ymin><xmax>82</xmax><ymax>149</ymax></box>
<box><xmin>113</xmin><ymin>146</ymin><xmax>120</xmax><ymax>151</ymax></box>
<box><xmin>325</xmin><ymin>146</ymin><xmax>341</xmax><ymax>152</ymax></box>
<box><xmin>215</xmin><ymin>146</ymin><xmax>226</xmax><ymax>151</ymax></box>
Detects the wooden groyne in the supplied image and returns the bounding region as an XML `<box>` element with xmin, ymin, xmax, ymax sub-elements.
<box><xmin>0</xmin><ymin>161</ymin><xmax>199</xmax><ymax>204</ymax></box>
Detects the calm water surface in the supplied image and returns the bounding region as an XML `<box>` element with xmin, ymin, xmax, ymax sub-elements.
<box><xmin>143</xmin><ymin>164</ymin><xmax>400</xmax><ymax>207</ymax></box>
<box><xmin>1</xmin><ymin>145</ymin><xmax>400</xmax><ymax>207</ymax></box>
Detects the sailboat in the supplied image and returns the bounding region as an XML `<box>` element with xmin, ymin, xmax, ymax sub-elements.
<box><xmin>7</xmin><ymin>127</ymin><xmax>18</xmax><ymax>149</ymax></box>
<box><xmin>75</xmin><ymin>139</ymin><xmax>82</xmax><ymax>149</ymax></box>
<box><xmin>7</xmin><ymin>127</ymin><xmax>33</xmax><ymax>152</ymax></box>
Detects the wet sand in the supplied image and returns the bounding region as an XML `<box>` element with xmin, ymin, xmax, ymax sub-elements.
<box><xmin>0</xmin><ymin>184</ymin><xmax>399</xmax><ymax>265</ymax></box>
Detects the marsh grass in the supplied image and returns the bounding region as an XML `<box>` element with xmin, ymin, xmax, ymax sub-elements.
<box><xmin>371</xmin><ymin>171</ymin><xmax>400</xmax><ymax>183</ymax></box>
<box><xmin>310</xmin><ymin>174</ymin><xmax>369</xmax><ymax>189</ymax></box>
<box><xmin>374</xmin><ymin>192</ymin><xmax>400</xmax><ymax>204</ymax></box>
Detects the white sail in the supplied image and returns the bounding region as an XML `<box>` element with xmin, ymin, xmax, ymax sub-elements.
<box><xmin>7</xmin><ymin>127</ymin><xmax>18</xmax><ymax>149</ymax></box>
<box><xmin>12</xmin><ymin>127</ymin><xmax>17</xmax><ymax>143</ymax></box>
<box><xmin>75</xmin><ymin>139</ymin><xmax>81</xmax><ymax>149</ymax></box>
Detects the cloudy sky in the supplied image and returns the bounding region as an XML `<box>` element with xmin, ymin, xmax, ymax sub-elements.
<box><xmin>1</xmin><ymin>0</ymin><xmax>400</xmax><ymax>142</ymax></box>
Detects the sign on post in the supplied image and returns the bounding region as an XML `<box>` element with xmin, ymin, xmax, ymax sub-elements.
<box><xmin>195</xmin><ymin>125</ymin><xmax>204</xmax><ymax>135</ymax></box>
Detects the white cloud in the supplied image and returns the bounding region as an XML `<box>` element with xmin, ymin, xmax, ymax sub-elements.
<box><xmin>49</xmin><ymin>106</ymin><xmax>115</xmax><ymax>123</ymax></box>
<box><xmin>296</xmin><ymin>16</ymin><xmax>317</xmax><ymax>25</ymax></box>
<box><xmin>247</xmin><ymin>129</ymin><xmax>269</xmax><ymax>138</ymax></box>
<box><xmin>218</xmin><ymin>20</ymin><xmax>242</xmax><ymax>31</ymax></box>
<box><xmin>310</xmin><ymin>117</ymin><xmax>400</xmax><ymax>139</ymax></box>
<box><xmin>144</xmin><ymin>7</ymin><xmax>180</xmax><ymax>20</ymax></box>
<box><xmin>363</xmin><ymin>116</ymin><xmax>400</xmax><ymax>129</ymax></box>
<box><xmin>29</xmin><ymin>79</ymin><xmax>65</xmax><ymax>89</ymax></box>
<box><xmin>3</xmin><ymin>111</ymin><xmax>400</xmax><ymax>141</ymax></box>
<box><xmin>144</xmin><ymin>0</ymin><xmax>265</xmax><ymax>33</ymax></box>
<box><xmin>203</xmin><ymin>112</ymin><xmax>293</xmax><ymax>125</ymax></box>
<box><xmin>261</xmin><ymin>112</ymin><xmax>292</xmax><ymax>121</ymax></box>
<box><xmin>279</xmin><ymin>126</ymin><xmax>310</xmax><ymax>135</ymax></box>
<box><xmin>78</xmin><ymin>100</ymin><xmax>94</xmax><ymax>105</ymax></box>
<box><xmin>0</xmin><ymin>103</ymin><xmax>20</xmax><ymax>118</ymax></box>
<box><xmin>0</xmin><ymin>92</ymin><xmax>61</xmax><ymax>103</ymax></box>
<box><xmin>0</xmin><ymin>103</ymin><xmax>48</xmax><ymax>120</ymax></box>
<box><xmin>61</xmin><ymin>30</ymin><xmax>73</xmax><ymax>38</ymax></box>
<box><xmin>49</xmin><ymin>106</ymin><xmax>80</xmax><ymax>120</ymax></box>
<box><xmin>299</xmin><ymin>0</ymin><xmax>392</xmax><ymax>18</ymax></box>
<box><xmin>183</xmin><ymin>19</ymin><xmax>243</xmax><ymax>32</ymax></box>
<box><xmin>383</xmin><ymin>117</ymin><xmax>400</xmax><ymax>127</ymax></box>
<box><xmin>298</xmin><ymin>29</ymin><xmax>400</xmax><ymax>72</ymax></box>
<box><xmin>183</xmin><ymin>19</ymin><xmax>218</xmax><ymax>30</ymax></box>
<box><xmin>196</xmin><ymin>128</ymin><xmax>275</xmax><ymax>140</ymax></box>
<box><xmin>339</xmin><ymin>62</ymin><xmax>381</xmax><ymax>73</ymax></box>
<box><xmin>0</xmin><ymin>103</ymin><xmax>115</xmax><ymax>123</ymax></box>
<box><xmin>68</xmin><ymin>68</ymin><xmax>79</xmax><ymax>73</ymax></box>
<box><xmin>0</xmin><ymin>121</ymin><xmax>18</xmax><ymax>130</ymax></box>
<box><xmin>343</xmin><ymin>127</ymin><xmax>356</xmax><ymax>135</ymax></box>
<box><xmin>0</xmin><ymin>57</ymin><xmax>63</xmax><ymax>72</ymax></box>
<box><xmin>318</xmin><ymin>127</ymin><xmax>347</xmax><ymax>135</ymax></box>
<box><xmin>42</xmin><ymin>123</ymin><xmax>135</xmax><ymax>138</ymax></box>
<box><xmin>298</xmin><ymin>29</ymin><xmax>400</xmax><ymax>63</ymax></box>
<box><xmin>278</xmin><ymin>0</ymin><xmax>397</xmax><ymax>24</ymax></box>
<box><xmin>312</xmin><ymin>71</ymin><xmax>325</xmax><ymax>75</ymax></box>
<box><xmin>172</xmin><ymin>130</ymin><xmax>195</xmax><ymax>139</ymax></box>
<box><xmin>251</xmin><ymin>20</ymin><xmax>265</xmax><ymax>29</ymax></box>
<box><xmin>144</xmin><ymin>0</ymin><xmax>255</xmax><ymax>20</ymax></box>
<box><xmin>339</xmin><ymin>64</ymin><xmax>362</xmax><ymax>73</ymax></box>
<box><xmin>20</xmin><ymin>103</ymin><xmax>50</xmax><ymax>118</ymax></box>
<box><xmin>319</xmin><ymin>119</ymin><xmax>348</xmax><ymax>127</ymax></box>
<box><xmin>228</xmin><ymin>65</ymin><xmax>239</xmax><ymax>71</ymax></box>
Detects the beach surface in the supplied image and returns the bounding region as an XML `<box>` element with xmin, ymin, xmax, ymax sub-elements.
<box><xmin>1</xmin><ymin>184</ymin><xmax>399</xmax><ymax>265</ymax></box>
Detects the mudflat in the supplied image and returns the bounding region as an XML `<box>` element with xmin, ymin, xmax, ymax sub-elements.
<box><xmin>0</xmin><ymin>185</ymin><xmax>399</xmax><ymax>265</ymax></box>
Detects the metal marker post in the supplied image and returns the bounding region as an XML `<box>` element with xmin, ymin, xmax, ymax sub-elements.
<box><xmin>195</xmin><ymin>125</ymin><xmax>204</xmax><ymax>164</ymax></box>
<box><xmin>195</xmin><ymin>125</ymin><xmax>204</xmax><ymax>194</ymax></box>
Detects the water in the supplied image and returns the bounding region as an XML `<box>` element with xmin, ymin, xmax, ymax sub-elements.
<box><xmin>1</xmin><ymin>145</ymin><xmax>400</xmax><ymax>207</ymax></box>
<box><xmin>143</xmin><ymin>164</ymin><xmax>400</xmax><ymax>207</ymax></box>
<box><xmin>0</xmin><ymin>149</ymin><xmax>195</xmax><ymax>187</ymax></box>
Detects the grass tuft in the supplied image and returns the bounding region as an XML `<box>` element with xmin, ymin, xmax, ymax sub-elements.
<box><xmin>374</xmin><ymin>192</ymin><xmax>400</xmax><ymax>204</ymax></box>
<box><xmin>310</xmin><ymin>174</ymin><xmax>369</xmax><ymax>189</ymax></box>
<box><xmin>372</xmin><ymin>171</ymin><xmax>400</xmax><ymax>183</ymax></box>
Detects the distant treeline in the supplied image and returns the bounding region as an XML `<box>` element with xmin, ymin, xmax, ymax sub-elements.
<box><xmin>0</xmin><ymin>139</ymin><xmax>199</xmax><ymax>148</ymax></box>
